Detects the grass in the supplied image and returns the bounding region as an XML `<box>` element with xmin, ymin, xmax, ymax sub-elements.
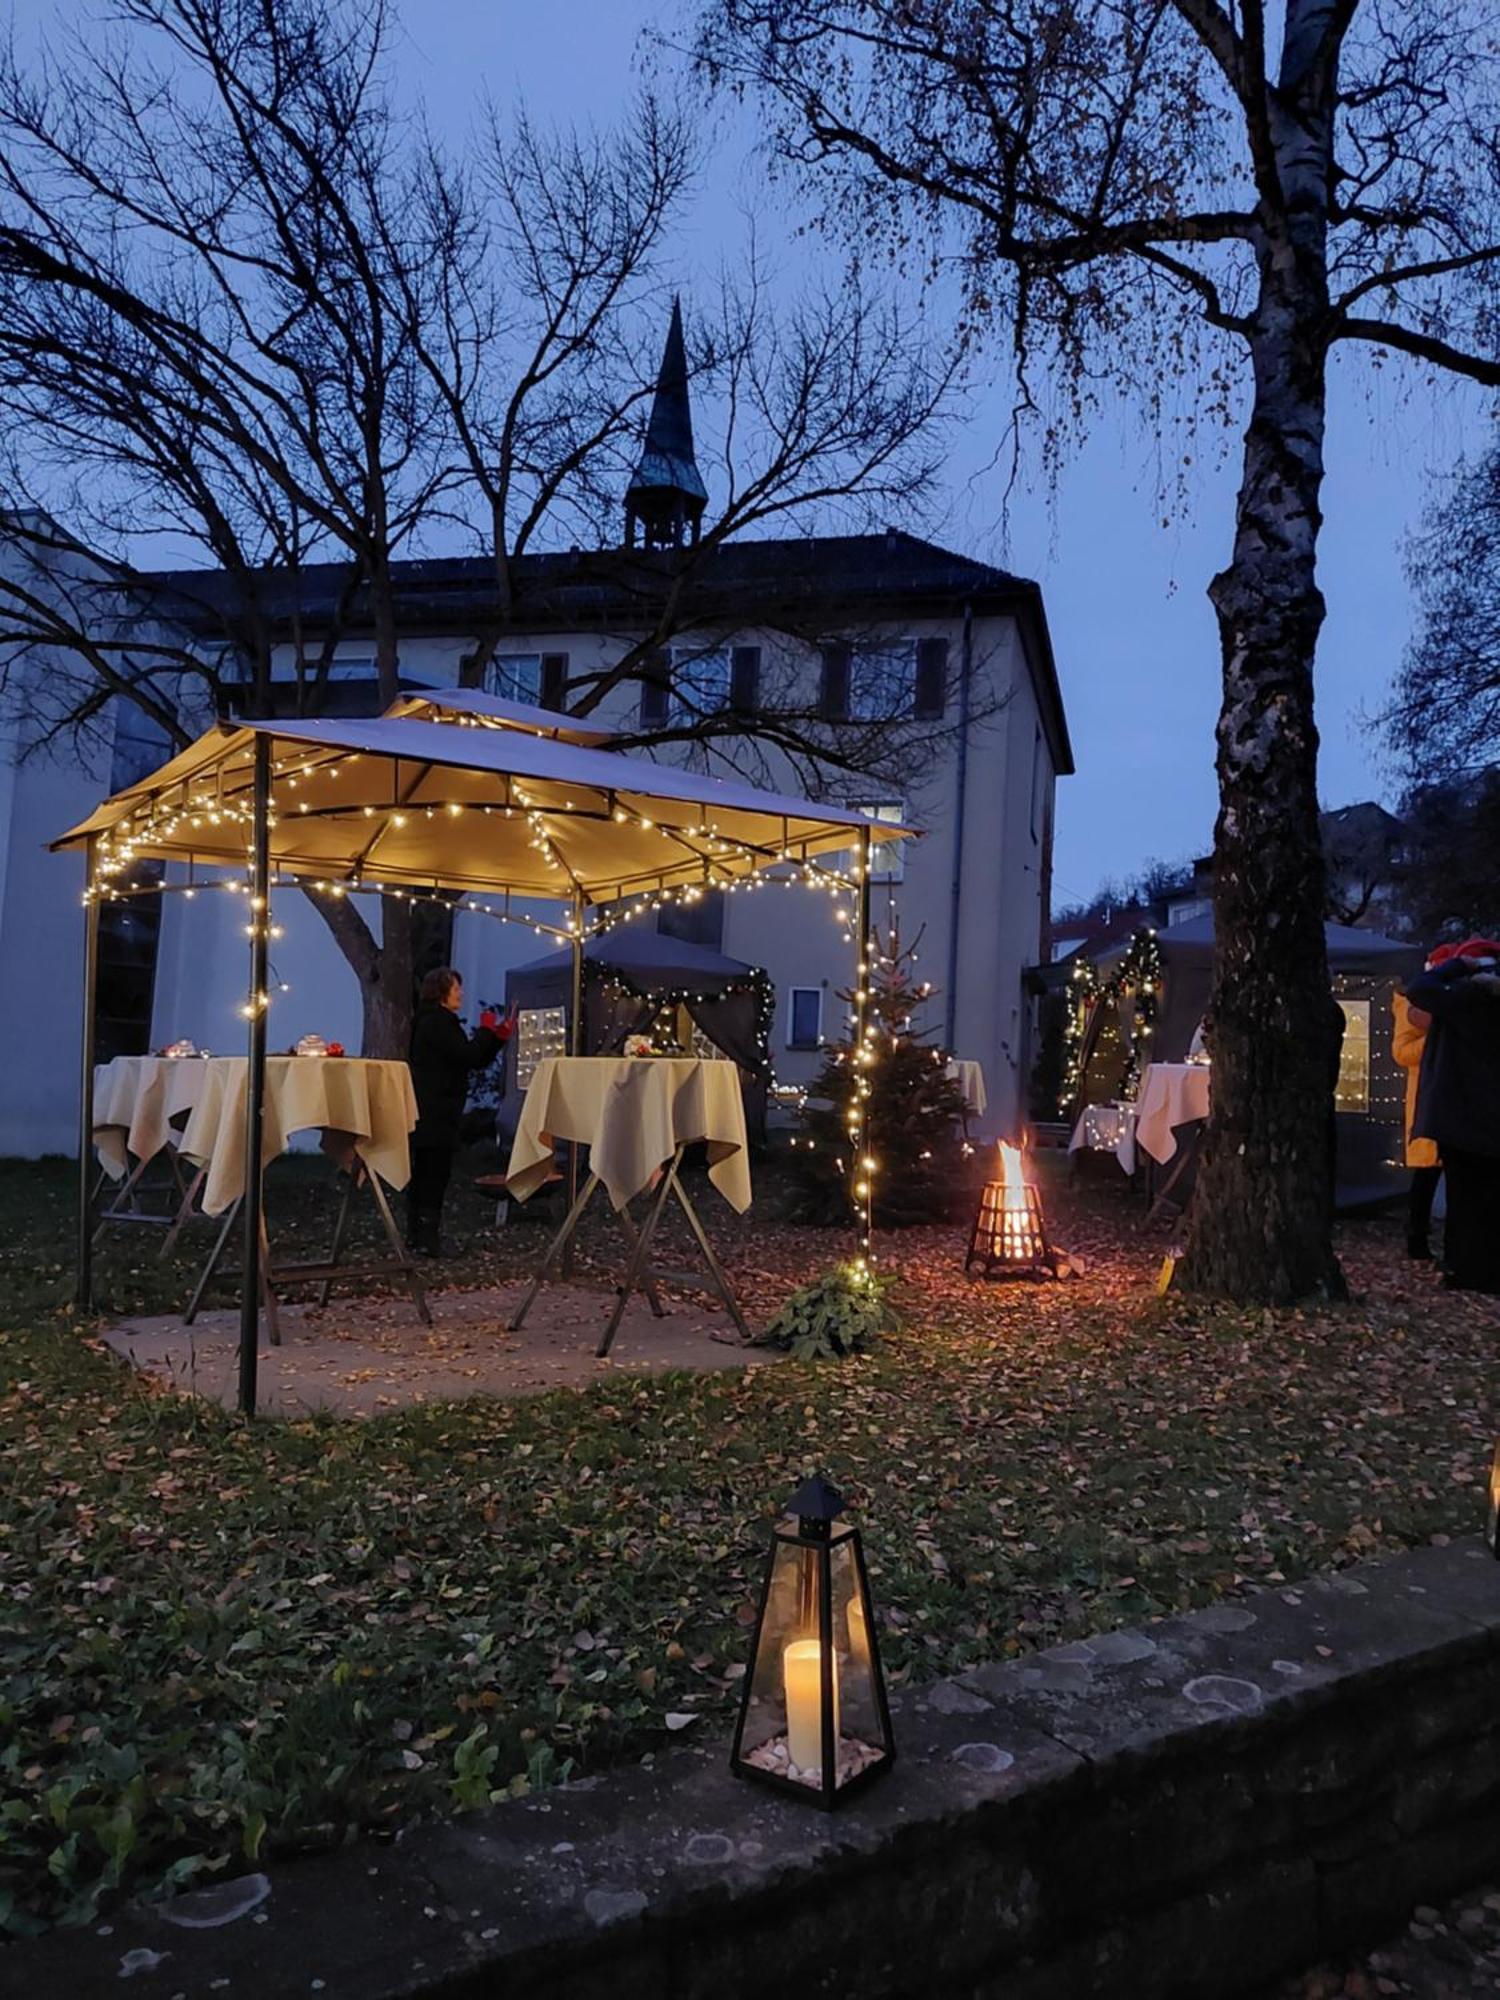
<box><xmin>2</xmin><ymin>1150</ymin><xmax>1498</xmax><ymax>1935</ymax></box>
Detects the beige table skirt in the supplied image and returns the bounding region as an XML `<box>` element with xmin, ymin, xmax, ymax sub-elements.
<box><xmin>506</xmin><ymin>1056</ymin><xmax>752</xmax><ymax>1212</ymax></box>
<box><xmin>176</xmin><ymin>1057</ymin><xmax>419</xmax><ymax>1215</ymax></box>
<box><xmin>93</xmin><ymin>1054</ymin><xmax>216</xmax><ymax>1179</ymax></box>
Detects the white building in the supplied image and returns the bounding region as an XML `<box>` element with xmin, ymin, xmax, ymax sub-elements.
<box><xmin>0</xmin><ymin>319</ymin><xmax>1072</xmax><ymax>1156</ymax></box>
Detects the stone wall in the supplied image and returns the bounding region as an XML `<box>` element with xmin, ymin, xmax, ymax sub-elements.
<box><xmin>16</xmin><ymin>1540</ymin><xmax>1500</xmax><ymax>1998</ymax></box>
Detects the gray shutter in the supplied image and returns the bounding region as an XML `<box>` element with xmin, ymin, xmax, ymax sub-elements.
<box><xmin>819</xmin><ymin>642</ymin><xmax>851</xmax><ymax>720</ymax></box>
<box><xmin>730</xmin><ymin>645</ymin><xmax>761</xmax><ymax>713</ymax></box>
<box><xmin>540</xmin><ymin>652</ymin><xmax>569</xmax><ymax>710</ymax></box>
<box><xmin>914</xmin><ymin>636</ymin><xmax>947</xmax><ymax>719</ymax></box>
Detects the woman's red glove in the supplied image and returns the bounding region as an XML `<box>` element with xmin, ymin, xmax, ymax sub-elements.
<box><xmin>479</xmin><ymin>1009</ymin><xmax>501</xmax><ymax>1032</ymax></box>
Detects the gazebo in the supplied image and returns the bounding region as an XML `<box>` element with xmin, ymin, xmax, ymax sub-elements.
<box><xmin>54</xmin><ymin>691</ymin><xmax>912</xmax><ymax>1413</ymax></box>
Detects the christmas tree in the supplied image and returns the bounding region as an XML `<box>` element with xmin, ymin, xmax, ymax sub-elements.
<box><xmin>786</xmin><ymin>928</ymin><xmax>973</xmax><ymax>1227</ymax></box>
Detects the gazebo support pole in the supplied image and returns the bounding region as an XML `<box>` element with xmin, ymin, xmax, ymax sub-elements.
<box><xmin>564</xmin><ymin>888</ymin><xmax>585</xmax><ymax>1275</ymax></box>
<box><xmin>76</xmin><ymin>839</ymin><xmax>100</xmax><ymax>1309</ymax></box>
<box><xmin>854</xmin><ymin>828</ymin><xmax>873</xmax><ymax>1267</ymax></box>
<box><xmin>238</xmin><ymin>735</ymin><xmax>272</xmax><ymax>1417</ymax></box>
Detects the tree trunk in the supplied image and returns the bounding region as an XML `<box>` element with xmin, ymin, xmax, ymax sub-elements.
<box><xmin>1178</xmin><ymin>101</ymin><xmax>1346</xmax><ymax>1303</ymax></box>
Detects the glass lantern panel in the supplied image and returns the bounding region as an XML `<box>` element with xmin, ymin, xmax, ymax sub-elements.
<box><xmin>831</xmin><ymin>1535</ymin><xmax>890</xmax><ymax>1772</ymax></box>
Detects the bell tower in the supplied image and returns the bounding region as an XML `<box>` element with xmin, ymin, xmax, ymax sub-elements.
<box><xmin>624</xmin><ymin>298</ymin><xmax>708</xmax><ymax>551</ymax></box>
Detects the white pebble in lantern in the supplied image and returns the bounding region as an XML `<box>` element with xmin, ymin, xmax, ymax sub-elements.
<box><xmin>730</xmin><ymin>1474</ymin><xmax>895</xmax><ymax>1807</ymax></box>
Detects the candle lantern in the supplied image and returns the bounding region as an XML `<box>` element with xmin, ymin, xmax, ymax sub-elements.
<box><xmin>966</xmin><ymin>1141</ymin><xmax>1056</xmax><ymax>1280</ymax></box>
<box><xmin>730</xmin><ymin>1474</ymin><xmax>894</xmax><ymax>1808</ymax></box>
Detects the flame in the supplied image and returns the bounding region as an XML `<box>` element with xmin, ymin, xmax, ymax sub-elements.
<box><xmin>996</xmin><ymin>1140</ymin><xmax>1026</xmax><ymax>1195</ymax></box>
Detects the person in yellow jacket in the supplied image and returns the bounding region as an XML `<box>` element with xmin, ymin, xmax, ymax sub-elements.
<box><xmin>1392</xmin><ymin>990</ymin><xmax>1441</xmax><ymax>1260</ymax></box>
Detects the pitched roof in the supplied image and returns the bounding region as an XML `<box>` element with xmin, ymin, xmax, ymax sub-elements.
<box><xmin>134</xmin><ymin>530</ymin><xmax>1071</xmax><ymax>773</ymax></box>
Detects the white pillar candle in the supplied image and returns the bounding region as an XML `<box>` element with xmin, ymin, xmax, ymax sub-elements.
<box><xmin>784</xmin><ymin>1638</ymin><xmax>838</xmax><ymax>1771</ymax></box>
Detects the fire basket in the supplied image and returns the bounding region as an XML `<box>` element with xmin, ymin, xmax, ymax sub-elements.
<box><xmin>966</xmin><ymin>1142</ymin><xmax>1057</xmax><ymax>1280</ymax></box>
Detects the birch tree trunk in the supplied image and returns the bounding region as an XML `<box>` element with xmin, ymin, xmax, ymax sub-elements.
<box><xmin>1178</xmin><ymin>75</ymin><xmax>1346</xmax><ymax>1302</ymax></box>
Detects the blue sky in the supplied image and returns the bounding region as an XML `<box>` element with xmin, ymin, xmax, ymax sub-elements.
<box><xmin>402</xmin><ymin>1</ymin><xmax>1494</xmax><ymax>907</ymax></box>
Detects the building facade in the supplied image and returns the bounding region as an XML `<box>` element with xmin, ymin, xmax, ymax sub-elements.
<box><xmin>0</xmin><ymin>325</ymin><xmax>1072</xmax><ymax>1156</ymax></box>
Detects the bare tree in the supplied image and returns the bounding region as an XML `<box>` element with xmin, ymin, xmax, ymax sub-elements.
<box><xmin>1385</xmin><ymin>444</ymin><xmax>1500</xmax><ymax>786</ymax></box>
<box><xmin>696</xmin><ymin>0</ymin><xmax>1500</xmax><ymax>1301</ymax></box>
<box><xmin>0</xmin><ymin>0</ymin><xmax>962</xmax><ymax>1057</ymax></box>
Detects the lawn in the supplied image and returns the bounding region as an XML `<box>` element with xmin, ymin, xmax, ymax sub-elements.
<box><xmin>2</xmin><ymin>1150</ymin><xmax>1498</xmax><ymax>1936</ymax></box>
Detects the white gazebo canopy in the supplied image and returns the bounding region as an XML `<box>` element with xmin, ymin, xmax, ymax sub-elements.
<box><xmin>54</xmin><ymin>710</ymin><xmax>912</xmax><ymax>904</ymax></box>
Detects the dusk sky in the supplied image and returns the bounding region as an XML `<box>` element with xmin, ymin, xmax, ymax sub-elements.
<box><xmin>405</xmin><ymin>0</ymin><xmax>1495</xmax><ymax>908</ymax></box>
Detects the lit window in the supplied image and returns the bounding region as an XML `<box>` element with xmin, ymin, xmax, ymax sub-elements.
<box><xmin>849</xmin><ymin>801</ymin><xmax>908</xmax><ymax>883</ymax></box>
<box><xmin>1335</xmin><ymin>999</ymin><xmax>1371</xmax><ymax>1114</ymax></box>
<box><xmin>788</xmin><ymin>987</ymin><xmax>823</xmax><ymax>1049</ymax></box>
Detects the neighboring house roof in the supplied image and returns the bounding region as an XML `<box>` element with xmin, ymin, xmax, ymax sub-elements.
<box><xmin>133</xmin><ymin>529</ymin><xmax>1074</xmax><ymax>776</ymax></box>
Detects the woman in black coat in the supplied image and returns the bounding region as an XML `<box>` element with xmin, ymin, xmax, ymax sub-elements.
<box><xmin>1405</xmin><ymin>942</ymin><xmax>1500</xmax><ymax>1294</ymax></box>
<box><xmin>407</xmin><ymin>967</ymin><xmax>512</xmax><ymax>1256</ymax></box>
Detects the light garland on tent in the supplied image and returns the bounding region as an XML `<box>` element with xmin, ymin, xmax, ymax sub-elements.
<box><xmin>1061</xmin><ymin>928</ymin><xmax>1162</xmax><ymax>1114</ymax></box>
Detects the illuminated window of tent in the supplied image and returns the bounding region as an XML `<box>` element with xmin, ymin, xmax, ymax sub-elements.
<box><xmin>1336</xmin><ymin>999</ymin><xmax>1371</xmax><ymax>1114</ymax></box>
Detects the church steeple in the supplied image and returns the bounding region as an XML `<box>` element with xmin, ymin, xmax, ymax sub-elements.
<box><xmin>625</xmin><ymin>298</ymin><xmax>708</xmax><ymax>551</ymax></box>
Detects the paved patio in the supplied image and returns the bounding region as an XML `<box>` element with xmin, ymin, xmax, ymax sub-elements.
<box><xmin>102</xmin><ymin>1280</ymin><xmax>773</xmax><ymax>1415</ymax></box>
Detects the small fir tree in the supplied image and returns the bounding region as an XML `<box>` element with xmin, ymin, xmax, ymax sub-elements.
<box><xmin>787</xmin><ymin>929</ymin><xmax>972</xmax><ymax>1227</ymax></box>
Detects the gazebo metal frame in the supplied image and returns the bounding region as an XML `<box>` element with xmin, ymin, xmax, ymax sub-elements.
<box><xmin>56</xmin><ymin>693</ymin><xmax>908</xmax><ymax>1413</ymax></box>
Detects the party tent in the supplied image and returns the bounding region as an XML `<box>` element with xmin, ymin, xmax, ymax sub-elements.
<box><xmin>1078</xmin><ymin>915</ymin><xmax>1423</xmax><ymax>1209</ymax></box>
<box><xmin>502</xmin><ymin>927</ymin><xmax>774</xmax><ymax>1142</ymax></box>
<box><xmin>53</xmin><ymin>696</ymin><xmax>911</xmax><ymax>1411</ymax></box>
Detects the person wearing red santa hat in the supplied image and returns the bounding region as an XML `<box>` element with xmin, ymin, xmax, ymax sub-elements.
<box><xmin>1405</xmin><ymin>939</ymin><xmax>1500</xmax><ymax>1294</ymax></box>
<box><xmin>407</xmin><ymin>968</ymin><xmax>515</xmax><ymax>1257</ymax></box>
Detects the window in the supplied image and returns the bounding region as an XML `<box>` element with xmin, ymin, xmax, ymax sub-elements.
<box><xmin>913</xmin><ymin>636</ymin><xmax>948</xmax><ymax>720</ymax></box>
<box><xmin>1335</xmin><ymin>999</ymin><xmax>1371</xmax><ymax>1114</ymax></box>
<box><xmin>819</xmin><ymin>640</ymin><xmax>917</xmax><ymax>721</ymax></box>
<box><xmin>671</xmin><ymin>646</ymin><xmax>731</xmax><ymax>718</ymax></box>
<box><xmin>850</xmin><ymin>643</ymin><xmax>915</xmax><ymax>721</ymax></box>
<box><xmin>487</xmin><ymin>654</ymin><xmax>541</xmax><ymax>703</ymax></box>
<box><xmin>788</xmin><ymin>986</ymin><xmax>823</xmax><ymax>1049</ymax></box>
<box><xmin>850</xmin><ymin>801</ymin><xmax>908</xmax><ymax>883</ymax></box>
<box><xmin>95</xmin><ymin>705</ymin><xmax>171</xmax><ymax>1060</ymax></box>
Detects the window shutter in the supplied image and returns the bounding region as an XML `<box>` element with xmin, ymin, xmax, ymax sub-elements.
<box><xmin>730</xmin><ymin>645</ymin><xmax>760</xmax><ymax>714</ymax></box>
<box><xmin>640</xmin><ymin>651</ymin><xmax>671</xmax><ymax>728</ymax></box>
<box><xmin>819</xmin><ymin>642</ymin><xmax>851</xmax><ymax>720</ymax></box>
<box><xmin>540</xmin><ymin>652</ymin><xmax>569</xmax><ymax>710</ymax></box>
<box><xmin>914</xmin><ymin>636</ymin><xmax>947</xmax><ymax>720</ymax></box>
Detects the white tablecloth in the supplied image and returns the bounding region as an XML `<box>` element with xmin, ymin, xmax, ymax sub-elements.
<box><xmin>1134</xmin><ymin>1063</ymin><xmax>1211</xmax><ymax>1168</ymax></box>
<box><xmin>93</xmin><ymin>1054</ymin><xmax>216</xmax><ymax>1179</ymax></box>
<box><xmin>1068</xmin><ymin>1102</ymin><xmax>1137</xmax><ymax>1168</ymax></box>
<box><xmin>175</xmin><ymin>1057</ymin><xmax>419</xmax><ymax>1215</ymax></box>
<box><xmin>507</xmin><ymin>1056</ymin><xmax>752</xmax><ymax>1213</ymax></box>
<box><xmin>946</xmin><ymin>1058</ymin><xmax>988</xmax><ymax>1117</ymax></box>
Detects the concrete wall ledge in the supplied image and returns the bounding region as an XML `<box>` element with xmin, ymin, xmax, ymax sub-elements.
<box><xmin>14</xmin><ymin>1539</ymin><xmax>1500</xmax><ymax>1999</ymax></box>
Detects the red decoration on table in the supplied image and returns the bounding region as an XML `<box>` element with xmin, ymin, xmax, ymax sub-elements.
<box><xmin>326</xmin><ymin>1041</ymin><xmax>346</xmax><ymax>1058</ymax></box>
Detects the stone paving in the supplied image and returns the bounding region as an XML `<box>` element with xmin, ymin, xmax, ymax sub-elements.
<box><xmin>1271</xmin><ymin>1885</ymin><xmax>1500</xmax><ymax>1996</ymax></box>
<box><xmin>102</xmin><ymin>1279</ymin><xmax>772</xmax><ymax>1415</ymax></box>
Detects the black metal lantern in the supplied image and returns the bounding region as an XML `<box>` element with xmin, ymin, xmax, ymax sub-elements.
<box><xmin>1487</xmin><ymin>1441</ymin><xmax>1500</xmax><ymax>1558</ymax></box>
<box><xmin>729</xmin><ymin>1474</ymin><xmax>895</xmax><ymax>1807</ymax></box>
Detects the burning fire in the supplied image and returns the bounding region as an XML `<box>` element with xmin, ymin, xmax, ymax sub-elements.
<box><xmin>996</xmin><ymin>1140</ymin><xmax>1026</xmax><ymax>1195</ymax></box>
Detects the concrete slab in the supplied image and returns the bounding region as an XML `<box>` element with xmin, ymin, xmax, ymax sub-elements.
<box><xmin>102</xmin><ymin>1281</ymin><xmax>775</xmax><ymax>1416</ymax></box>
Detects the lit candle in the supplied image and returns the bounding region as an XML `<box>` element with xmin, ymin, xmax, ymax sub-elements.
<box><xmin>784</xmin><ymin>1638</ymin><xmax>838</xmax><ymax>1771</ymax></box>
